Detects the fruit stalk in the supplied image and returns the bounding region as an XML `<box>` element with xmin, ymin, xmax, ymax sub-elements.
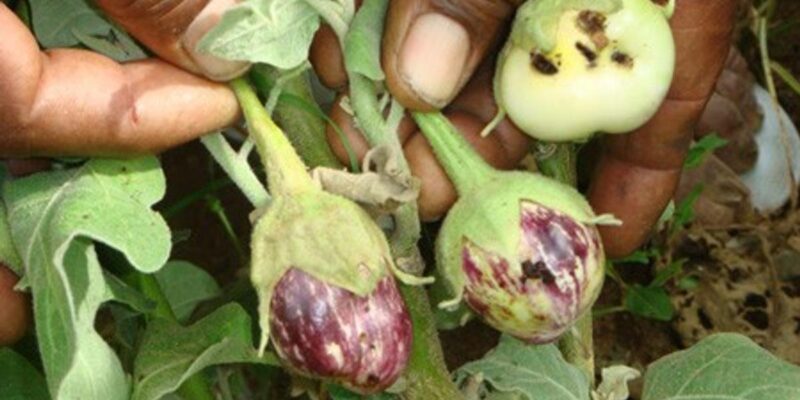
<box><xmin>229</xmin><ymin>77</ymin><xmax>315</xmax><ymax>197</ymax></box>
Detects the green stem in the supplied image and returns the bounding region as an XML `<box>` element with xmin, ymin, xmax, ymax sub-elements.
<box><xmin>400</xmin><ymin>284</ymin><xmax>465</xmax><ymax>400</ymax></box>
<box><xmin>250</xmin><ymin>65</ymin><xmax>343</xmax><ymax>169</ymax></box>
<box><xmin>411</xmin><ymin>112</ymin><xmax>495</xmax><ymax>194</ymax></box>
<box><xmin>230</xmin><ymin>78</ymin><xmax>315</xmax><ymax>196</ymax></box>
<box><xmin>536</xmin><ymin>143</ymin><xmax>595</xmax><ymax>385</ymax></box>
<box><xmin>200</xmin><ymin>133</ymin><xmax>270</xmax><ymax>208</ymax></box>
<box><xmin>536</xmin><ymin>143</ymin><xmax>578</xmax><ymax>186</ymax></box>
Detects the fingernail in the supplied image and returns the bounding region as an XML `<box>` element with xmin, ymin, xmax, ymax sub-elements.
<box><xmin>399</xmin><ymin>13</ymin><xmax>470</xmax><ymax>106</ymax></box>
<box><xmin>184</xmin><ymin>0</ymin><xmax>250</xmax><ymax>81</ymax></box>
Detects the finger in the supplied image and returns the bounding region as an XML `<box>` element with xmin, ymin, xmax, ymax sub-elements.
<box><xmin>382</xmin><ymin>0</ymin><xmax>519</xmax><ymax>111</ymax></box>
<box><xmin>587</xmin><ymin>0</ymin><xmax>737</xmax><ymax>258</ymax></box>
<box><xmin>310</xmin><ymin>23</ymin><xmax>349</xmax><ymax>90</ymax></box>
<box><xmin>0</xmin><ymin>264</ymin><xmax>30</xmax><ymax>346</ymax></box>
<box><xmin>95</xmin><ymin>0</ymin><xmax>249</xmax><ymax>81</ymax></box>
<box><xmin>446</xmin><ymin>58</ymin><xmax>530</xmax><ymax>163</ymax></box>
<box><xmin>0</xmin><ymin>4</ymin><xmax>239</xmax><ymax>157</ymax></box>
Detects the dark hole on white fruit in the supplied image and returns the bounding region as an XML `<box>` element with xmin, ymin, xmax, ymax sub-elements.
<box><xmin>575</xmin><ymin>42</ymin><xmax>597</xmax><ymax>64</ymax></box>
<box><xmin>522</xmin><ymin>260</ymin><xmax>555</xmax><ymax>284</ymax></box>
<box><xmin>577</xmin><ymin>10</ymin><xmax>606</xmax><ymax>34</ymax></box>
<box><xmin>367</xmin><ymin>374</ymin><xmax>380</xmax><ymax>385</ymax></box>
<box><xmin>530</xmin><ymin>53</ymin><xmax>559</xmax><ymax>75</ymax></box>
<box><xmin>611</xmin><ymin>51</ymin><xmax>634</xmax><ymax>68</ymax></box>
<box><xmin>359</xmin><ymin>333</ymin><xmax>368</xmax><ymax>343</ymax></box>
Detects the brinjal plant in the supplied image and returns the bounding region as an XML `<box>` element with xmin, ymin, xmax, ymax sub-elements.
<box><xmin>413</xmin><ymin>112</ymin><xmax>617</xmax><ymax>343</ymax></box>
<box><xmin>232</xmin><ymin>78</ymin><xmax>421</xmax><ymax>394</ymax></box>
<box><xmin>492</xmin><ymin>0</ymin><xmax>676</xmax><ymax>142</ymax></box>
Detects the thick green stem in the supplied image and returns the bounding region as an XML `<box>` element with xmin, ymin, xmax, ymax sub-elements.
<box><xmin>230</xmin><ymin>78</ymin><xmax>315</xmax><ymax>196</ymax></box>
<box><xmin>411</xmin><ymin>112</ymin><xmax>495</xmax><ymax>194</ymax></box>
<box><xmin>249</xmin><ymin>66</ymin><xmax>343</xmax><ymax>169</ymax></box>
<box><xmin>400</xmin><ymin>284</ymin><xmax>465</xmax><ymax>400</ymax></box>
<box><xmin>537</xmin><ymin>143</ymin><xmax>595</xmax><ymax>385</ymax></box>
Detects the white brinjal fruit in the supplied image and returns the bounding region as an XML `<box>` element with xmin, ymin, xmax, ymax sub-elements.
<box><xmin>493</xmin><ymin>0</ymin><xmax>675</xmax><ymax>142</ymax></box>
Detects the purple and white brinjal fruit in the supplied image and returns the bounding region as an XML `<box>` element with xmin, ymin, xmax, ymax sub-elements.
<box><xmin>269</xmin><ymin>269</ymin><xmax>411</xmax><ymax>393</ymax></box>
<box><xmin>231</xmin><ymin>79</ymin><xmax>426</xmax><ymax>394</ymax></box>
<box><xmin>413</xmin><ymin>112</ymin><xmax>617</xmax><ymax>343</ymax></box>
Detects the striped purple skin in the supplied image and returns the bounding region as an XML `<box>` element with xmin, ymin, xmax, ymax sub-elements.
<box><xmin>462</xmin><ymin>201</ymin><xmax>603</xmax><ymax>343</ymax></box>
<box><xmin>269</xmin><ymin>268</ymin><xmax>412</xmax><ymax>394</ymax></box>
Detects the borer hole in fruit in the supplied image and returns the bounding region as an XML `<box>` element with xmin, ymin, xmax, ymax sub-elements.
<box><xmin>651</xmin><ymin>0</ymin><xmax>668</xmax><ymax>5</ymax></box>
<box><xmin>531</xmin><ymin>53</ymin><xmax>559</xmax><ymax>75</ymax></box>
<box><xmin>611</xmin><ymin>51</ymin><xmax>634</xmax><ymax>68</ymax></box>
<box><xmin>575</xmin><ymin>42</ymin><xmax>597</xmax><ymax>65</ymax></box>
<box><xmin>522</xmin><ymin>260</ymin><xmax>556</xmax><ymax>284</ymax></box>
<box><xmin>577</xmin><ymin>10</ymin><xmax>609</xmax><ymax>49</ymax></box>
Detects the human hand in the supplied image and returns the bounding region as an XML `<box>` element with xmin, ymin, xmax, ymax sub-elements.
<box><xmin>316</xmin><ymin>0</ymin><xmax>737</xmax><ymax>259</ymax></box>
<box><xmin>0</xmin><ymin>0</ymin><xmax>244</xmax><ymax>156</ymax></box>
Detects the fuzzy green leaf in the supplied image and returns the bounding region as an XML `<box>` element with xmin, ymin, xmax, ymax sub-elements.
<box><xmin>155</xmin><ymin>260</ymin><xmax>221</xmax><ymax>323</ymax></box>
<box><xmin>197</xmin><ymin>0</ymin><xmax>320</xmax><ymax>70</ymax></box>
<box><xmin>2</xmin><ymin>157</ymin><xmax>171</xmax><ymax>400</ymax></box>
<box><xmin>0</xmin><ymin>348</ymin><xmax>50</xmax><ymax>400</ymax></box>
<box><xmin>624</xmin><ymin>285</ymin><xmax>674</xmax><ymax>321</ymax></box>
<box><xmin>455</xmin><ymin>335</ymin><xmax>590</xmax><ymax>400</ymax></box>
<box><xmin>0</xmin><ymin>200</ymin><xmax>23</xmax><ymax>275</ymax></box>
<box><xmin>28</xmin><ymin>0</ymin><xmax>145</xmax><ymax>59</ymax></box>
<box><xmin>343</xmin><ymin>0</ymin><xmax>388</xmax><ymax>81</ymax></box>
<box><xmin>132</xmin><ymin>303</ymin><xmax>277</xmax><ymax>400</ymax></box>
<box><xmin>642</xmin><ymin>333</ymin><xmax>800</xmax><ymax>399</ymax></box>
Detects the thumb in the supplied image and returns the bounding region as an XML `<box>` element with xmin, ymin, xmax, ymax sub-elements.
<box><xmin>95</xmin><ymin>0</ymin><xmax>249</xmax><ymax>81</ymax></box>
<box><xmin>382</xmin><ymin>0</ymin><xmax>520</xmax><ymax>111</ymax></box>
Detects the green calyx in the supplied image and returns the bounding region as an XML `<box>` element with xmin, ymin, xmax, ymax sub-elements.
<box><xmin>510</xmin><ymin>0</ymin><xmax>622</xmax><ymax>53</ymax></box>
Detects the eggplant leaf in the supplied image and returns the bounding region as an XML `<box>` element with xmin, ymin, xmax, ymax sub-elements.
<box><xmin>455</xmin><ymin>335</ymin><xmax>590</xmax><ymax>400</ymax></box>
<box><xmin>197</xmin><ymin>0</ymin><xmax>320</xmax><ymax>70</ymax></box>
<box><xmin>642</xmin><ymin>333</ymin><xmax>800</xmax><ymax>399</ymax></box>
<box><xmin>0</xmin><ymin>348</ymin><xmax>50</xmax><ymax>400</ymax></box>
<box><xmin>131</xmin><ymin>303</ymin><xmax>277</xmax><ymax>400</ymax></box>
<box><xmin>624</xmin><ymin>285</ymin><xmax>674</xmax><ymax>321</ymax></box>
<box><xmin>2</xmin><ymin>157</ymin><xmax>171</xmax><ymax>400</ymax></box>
<box><xmin>0</xmin><ymin>200</ymin><xmax>23</xmax><ymax>275</ymax></box>
<box><xmin>155</xmin><ymin>260</ymin><xmax>221</xmax><ymax>323</ymax></box>
<box><xmin>28</xmin><ymin>0</ymin><xmax>145</xmax><ymax>60</ymax></box>
<box><xmin>343</xmin><ymin>0</ymin><xmax>387</xmax><ymax>81</ymax></box>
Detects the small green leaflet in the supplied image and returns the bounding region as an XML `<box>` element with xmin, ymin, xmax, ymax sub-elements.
<box><xmin>642</xmin><ymin>333</ymin><xmax>800</xmax><ymax>399</ymax></box>
<box><xmin>155</xmin><ymin>260</ymin><xmax>222</xmax><ymax>323</ymax></box>
<box><xmin>343</xmin><ymin>0</ymin><xmax>388</xmax><ymax>81</ymax></box>
<box><xmin>0</xmin><ymin>348</ymin><xmax>50</xmax><ymax>400</ymax></box>
<box><xmin>2</xmin><ymin>157</ymin><xmax>172</xmax><ymax>400</ymax></box>
<box><xmin>328</xmin><ymin>385</ymin><xmax>396</xmax><ymax>400</ymax></box>
<box><xmin>132</xmin><ymin>303</ymin><xmax>277</xmax><ymax>400</ymax></box>
<box><xmin>455</xmin><ymin>335</ymin><xmax>590</xmax><ymax>400</ymax></box>
<box><xmin>684</xmin><ymin>134</ymin><xmax>728</xmax><ymax>170</ymax></box>
<box><xmin>28</xmin><ymin>0</ymin><xmax>145</xmax><ymax>61</ymax></box>
<box><xmin>0</xmin><ymin>200</ymin><xmax>23</xmax><ymax>275</ymax></box>
<box><xmin>624</xmin><ymin>285</ymin><xmax>674</xmax><ymax>322</ymax></box>
<box><xmin>197</xmin><ymin>0</ymin><xmax>320</xmax><ymax>70</ymax></box>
